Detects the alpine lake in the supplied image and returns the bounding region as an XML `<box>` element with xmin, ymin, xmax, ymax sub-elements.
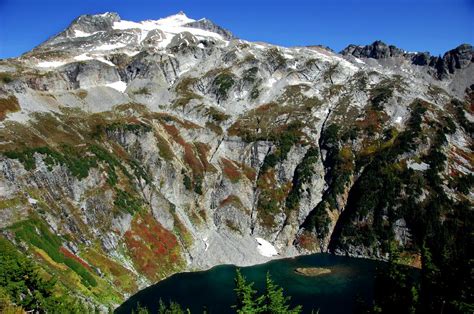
<box><xmin>116</xmin><ymin>253</ymin><xmax>395</xmax><ymax>313</ymax></box>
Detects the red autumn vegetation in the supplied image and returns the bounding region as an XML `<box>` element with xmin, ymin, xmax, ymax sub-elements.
<box><xmin>59</xmin><ymin>247</ymin><xmax>92</xmax><ymax>271</ymax></box>
<box><xmin>124</xmin><ymin>213</ymin><xmax>182</xmax><ymax>281</ymax></box>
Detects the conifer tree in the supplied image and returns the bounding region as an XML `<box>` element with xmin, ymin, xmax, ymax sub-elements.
<box><xmin>233</xmin><ymin>269</ymin><xmax>264</xmax><ymax>313</ymax></box>
<box><xmin>158</xmin><ymin>298</ymin><xmax>189</xmax><ymax>314</ymax></box>
<box><xmin>264</xmin><ymin>272</ymin><xmax>302</xmax><ymax>314</ymax></box>
<box><xmin>234</xmin><ymin>269</ymin><xmax>302</xmax><ymax>314</ymax></box>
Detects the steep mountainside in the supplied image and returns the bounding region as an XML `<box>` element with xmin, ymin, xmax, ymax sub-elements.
<box><xmin>0</xmin><ymin>12</ymin><xmax>472</xmax><ymax>311</ymax></box>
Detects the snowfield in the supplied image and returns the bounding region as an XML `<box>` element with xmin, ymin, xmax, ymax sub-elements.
<box><xmin>111</xmin><ymin>12</ymin><xmax>224</xmax><ymax>48</ymax></box>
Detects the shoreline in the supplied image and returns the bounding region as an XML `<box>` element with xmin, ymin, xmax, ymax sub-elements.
<box><xmin>115</xmin><ymin>251</ymin><xmax>399</xmax><ymax>313</ymax></box>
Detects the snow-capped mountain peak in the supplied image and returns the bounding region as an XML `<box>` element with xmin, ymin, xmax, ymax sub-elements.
<box><xmin>26</xmin><ymin>12</ymin><xmax>232</xmax><ymax>63</ymax></box>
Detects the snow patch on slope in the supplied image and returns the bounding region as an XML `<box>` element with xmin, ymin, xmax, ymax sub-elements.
<box><xmin>94</xmin><ymin>43</ymin><xmax>127</xmax><ymax>51</ymax></box>
<box><xmin>36</xmin><ymin>61</ymin><xmax>66</xmax><ymax>68</ymax></box>
<box><xmin>255</xmin><ymin>238</ymin><xmax>278</xmax><ymax>257</ymax></box>
<box><xmin>73</xmin><ymin>29</ymin><xmax>93</xmax><ymax>37</ymax></box>
<box><xmin>105</xmin><ymin>81</ymin><xmax>127</xmax><ymax>93</ymax></box>
<box><xmin>202</xmin><ymin>237</ymin><xmax>209</xmax><ymax>252</ymax></box>
<box><xmin>28</xmin><ymin>198</ymin><xmax>38</xmax><ymax>205</ymax></box>
<box><xmin>74</xmin><ymin>53</ymin><xmax>115</xmax><ymax>66</ymax></box>
<box><xmin>4</xmin><ymin>111</ymin><xmax>29</xmax><ymax>123</ymax></box>
<box><xmin>34</xmin><ymin>53</ymin><xmax>116</xmax><ymax>70</ymax></box>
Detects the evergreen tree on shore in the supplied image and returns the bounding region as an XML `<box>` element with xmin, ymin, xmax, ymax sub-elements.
<box><xmin>233</xmin><ymin>269</ymin><xmax>302</xmax><ymax>314</ymax></box>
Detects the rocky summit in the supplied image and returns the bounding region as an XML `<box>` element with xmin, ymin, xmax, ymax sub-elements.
<box><xmin>0</xmin><ymin>11</ymin><xmax>472</xmax><ymax>310</ymax></box>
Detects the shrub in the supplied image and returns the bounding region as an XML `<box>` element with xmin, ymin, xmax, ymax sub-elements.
<box><xmin>132</xmin><ymin>87</ymin><xmax>151</xmax><ymax>95</ymax></box>
<box><xmin>0</xmin><ymin>237</ymin><xmax>84</xmax><ymax>312</ymax></box>
<box><xmin>250</xmin><ymin>86</ymin><xmax>260</xmax><ymax>99</ymax></box>
<box><xmin>156</xmin><ymin>135</ymin><xmax>174</xmax><ymax>161</ymax></box>
<box><xmin>0</xmin><ymin>73</ymin><xmax>13</xmax><ymax>84</ymax></box>
<box><xmin>90</xmin><ymin>144</ymin><xmax>130</xmax><ymax>185</ymax></box>
<box><xmin>10</xmin><ymin>219</ymin><xmax>97</xmax><ymax>288</ymax></box>
<box><xmin>451</xmin><ymin>99</ymin><xmax>474</xmax><ymax>135</ymax></box>
<box><xmin>286</xmin><ymin>147</ymin><xmax>319</xmax><ymax>210</ymax></box>
<box><xmin>451</xmin><ymin>173</ymin><xmax>474</xmax><ymax>194</ymax></box>
<box><xmin>242</xmin><ymin>67</ymin><xmax>258</xmax><ymax>83</ymax></box>
<box><xmin>0</xmin><ymin>95</ymin><xmax>20</xmax><ymax>120</ymax></box>
<box><xmin>114</xmin><ymin>189</ymin><xmax>143</xmax><ymax>214</ymax></box>
<box><xmin>213</xmin><ymin>72</ymin><xmax>235</xmax><ymax>100</ymax></box>
<box><xmin>105</xmin><ymin>122</ymin><xmax>152</xmax><ymax>134</ymax></box>
<box><xmin>265</xmin><ymin>48</ymin><xmax>286</xmax><ymax>70</ymax></box>
<box><xmin>183</xmin><ymin>174</ymin><xmax>192</xmax><ymax>191</ymax></box>
<box><xmin>306</xmin><ymin>201</ymin><xmax>331</xmax><ymax>240</ymax></box>
<box><xmin>260</xmin><ymin>121</ymin><xmax>303</xmax><ymax>172</ymax></box>
<box><xmin>370</xmin><ymin>83</ymin><xmax>394</xmax><ymax>110</ymax></box>
<box><xmin>222</xmin><ymin>158</ymin><xmax>242</xmax><ymax>183</ymax></box>
<box><xmin>4</xmin><ymin>146</ymin><xmax>97</xmax><ymax>179</ymax></box>
<box><xmin>208</xmin><ymin>107</ymin><xmax>230</xmax><ymax>122</ymax></box>
<box><xmin>194</xmin><ymin>176</ymin><xmax>203</xmax><ymax>195</ymax></box>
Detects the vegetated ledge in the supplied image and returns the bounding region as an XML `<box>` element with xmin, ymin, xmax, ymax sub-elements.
<box><xmin>294</xmin><ymin>267</ymin><xmax>332</xmax><ymax>276</ymax></box>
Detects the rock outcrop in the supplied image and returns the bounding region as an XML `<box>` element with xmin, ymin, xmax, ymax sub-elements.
<box><xmin>341</xmin><ymin>40</ymin><xmax>405</xmax><ymax>59</ymax></box>
<box><xmin>341</xmin><ymin>41</ymin><xmax>473</xmax><ymax>81</ymax></box>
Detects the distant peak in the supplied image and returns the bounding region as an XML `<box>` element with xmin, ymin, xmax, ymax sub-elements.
<box><xmin>152</xmin><ymin>11</ymin><xmax>195</xmax><ymax>26</ymax></box>
<box><xmin>64</xmin><ymin>12</ymin><xmax>120</xmax><ymax>36</ymax></box>
<box><xmin>340</xmin><ymin>41</ymin><xmax>404</xmax><ymax>59</ymax></box>
<box><xmin>163</xmin><ymin>11</ymin><xmax>192</xmax><ymax>20</ymax></box>
<box><xmin>184</xmin><ymin>17</ymin><xmax>235</xmax><ymax>40</ymax></box>
<box><xmin>450</xmin><ymin>43</ymin><xmax>473</xmax><ymax>53</ymax></box>
<box><xmin>99</xmin><ymin>12</ymin><xmax>120</xmax><ymax>18</ymax></box>
<box><xmin>371</xmin><ymin>40</ymin><xmax>386</xmax><ymax>46</ymax></box>
<box><xmin>77</xmin><ymin>12</ymin><xmax>121</xmax><ymax>22</ymax></box>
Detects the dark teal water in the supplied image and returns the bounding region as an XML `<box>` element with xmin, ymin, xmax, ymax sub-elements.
<box><xmin>116</xmin><ymin>254</ymin><xmax>385</xmax><ymax>314</ymax></box>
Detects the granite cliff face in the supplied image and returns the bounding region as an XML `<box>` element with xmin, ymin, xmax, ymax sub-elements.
<box><xmin>0</xmin><ymin>12</ymin><xmax>472</xmax><ymax>309</ymax></box>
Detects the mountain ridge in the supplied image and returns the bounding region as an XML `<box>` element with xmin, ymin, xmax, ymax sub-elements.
<box><xmin>340</xmin><ymin>40</ymin><xmax>473</xmax><ymax>80</ymax></box>
<box><xmin>19</xmin><ymin>12</ymin><xmax>470</xmax><ymax>68</ymax></box>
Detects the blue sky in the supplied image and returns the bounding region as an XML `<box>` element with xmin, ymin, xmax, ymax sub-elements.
<box><xmin>0</xmin><ymin>0</ymin><xmax>472</xmax><ymax>59</ymax></box>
